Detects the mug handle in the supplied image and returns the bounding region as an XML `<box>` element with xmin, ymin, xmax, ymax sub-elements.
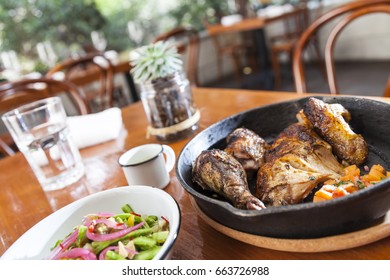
<box><xmin>162</xmin><ymin>145</ymin><xmax>176</xmax><ymax>173</ymax></box>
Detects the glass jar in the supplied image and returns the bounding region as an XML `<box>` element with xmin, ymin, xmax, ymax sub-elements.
<box><xmin>138</xmin><ymin>71</ymin><xmax>200</xmax><ymax>142</ymax></box>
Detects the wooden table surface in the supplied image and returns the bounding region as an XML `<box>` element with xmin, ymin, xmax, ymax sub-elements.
<box><xmin>206</xmin><ymin>6</ymin><xmax>307</xmax><ymax>36</ymax></box>
<box><xmin>1</xmin><ymin>87</ymin><xmax>390</xmax><ymax>259</ymax></box>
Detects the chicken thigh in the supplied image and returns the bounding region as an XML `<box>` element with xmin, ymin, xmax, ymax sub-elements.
<box><xmin>302</xmin><ymin>97</ymin><xmax>368</xmax><ymax>165</ymax></box>
<box><xmin>193</xmin><ymin>149</ymin><xmax>266</xmax><ymax>210</ymax></box>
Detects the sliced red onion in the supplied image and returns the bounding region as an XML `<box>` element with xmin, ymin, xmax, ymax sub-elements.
<box><xmin>124</xmin><ymin>248</ymin><xmax>138</xmax><ymax>258</ymax></box>
<box><xmin>96</xmin><ymin>212</ymin><xmax>116</xmax><ymax>217</ymax></box>
<box><xmin>54</xmin><ymin>248</ymin><xmax>97</xmax><ymax>260</ymax></box>
<box><xmin>82</xmin><ymin>216</ymin><xmax>94</xmax><ymax>226</ymax></box>
<box><xmin>47</xmin><ymin>228</ymin><xmax>79</xmax><ymax>260</ymax></box>
<box><xmin>82</xmin><ymin>212</ymin><xmax>115</xmax><ymax>225</ymax></box>
<box><xmin>95</xmin><ymin>218</ymin><xmax>127</xmax><ymax>230</ymax></box>
<box><xmin>161</xmin><ymin>216</ymin><xmax>170</xmax><ymax>225</ymax></box>
<box><xmin>98</xmin><ymin>246</ymin><xmax>118</xmax><ymax>260</ymax></box>
<box><xmin>84</xmin><ymin>218</ymin><xmax>127</xmax><ymax>230</ymax></box>
<box><xmin>87</xmin><ymin>221</ymin><xmax>145</xmax><ymax>241</ymax></box>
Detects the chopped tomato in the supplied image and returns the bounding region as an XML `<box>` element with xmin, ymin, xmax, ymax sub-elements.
<box><xmin>313</xmin><ymin>164</ymin><xmax>389</xmax><ymax>202</ymax></box>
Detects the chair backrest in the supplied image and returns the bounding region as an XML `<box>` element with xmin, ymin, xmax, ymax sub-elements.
<box><xmin>153</xmin><ymin>27</ymin><xmax>200</xmax><ymax>87</ymax></box>
<box><xmin>0</xmin><ymin>78</ymin><xmax>88</xmax><ymax>114</ymax></box>
<box><xmin>46</xmin><ymin>53</ymin><xmax>114</xmax><ymax>112</ymax></box>
<box><xmin>270</xmin><ymin>4</ymin><xmax>310</xmax><ymax>42</ymax></box>
<box><xmin>203</xmin><ymin>18</ymin><xmax>239</xmax><ymax>52</ymax></box>
<box><xmin>293</xmin><ymin>0</ymin><xmax>390</xmax><ymax>95</ymax></box>
<box><xmin>0</xmin><ymin>78</ymin><xmax>88</xmax><ymax>156</ymax></box>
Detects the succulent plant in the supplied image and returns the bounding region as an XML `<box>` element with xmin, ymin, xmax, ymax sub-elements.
<box><xmin>130</xmin><ymin>41</ymin><xmax>183</xmax><ymax>82</ymax></box>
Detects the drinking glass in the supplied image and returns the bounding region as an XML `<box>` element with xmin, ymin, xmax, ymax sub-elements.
<box><xmin>2</xmin><ymin>97</ymin><xmax>85</xmax><ymax>191</ymax></box>
<box><xmin>91</xmin><ymin>30</ymin><xmax>107</xmax><ymax>52</ymax></box>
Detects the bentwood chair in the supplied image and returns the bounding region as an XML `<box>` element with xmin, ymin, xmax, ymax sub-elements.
<box><xmin>153</xmin><ymin>27</ymin><xmax>201</xmax><ymax>87</ymax></box>
<box><xmin>268</xmin><ymin>3</ymin><xmax>318</xmax><ymax>89</ymax></box>
<box><xmin>293</xmin><ymin>0</ymin><xmax>390</xmax><ymax>95</ymax></box>
<box><xmin>385</xmin><ymin>76</ymin><xmax>390</xmax><ymax>98</ymax></box>
<box><xmin>46</xmin><ymin>53</ymin><xmax>115</xmax><ymax>112</ymax></box>
<box><xmin>204</xmin><ymin>20</ymin><xmax>256</xmax><ymax>84</ymax></box>
<box><xmin>0</xmin><ymin>78</ymin><xmax>88</xmax><ymax>156</ymax></box>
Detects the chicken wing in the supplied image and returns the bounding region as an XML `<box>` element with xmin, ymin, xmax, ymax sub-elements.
<box><xmin>193</xmin><ymin>149</ymin><xmax>266</xmax><ymax>210</ymax></box>
<box><xmin>302</xmin><ymin>97</ymin><xmax>368</xmax><ymax>165</ymax></box>
<box><xmin>225</xmin><ymin>128</ymin><xmax>267</xmax><ymax>178</ymax></box>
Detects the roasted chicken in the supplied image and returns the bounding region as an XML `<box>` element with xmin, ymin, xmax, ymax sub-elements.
<box><xmin>256</xmin><ymin>123</ymin><xmax>344</xmax><ymax>206</ymax></box>
<box><xmin>225</xmin><ymin>128</ymin><xmax>267</xmax><ymax>178</ymax></box>
<box><xmin>192</xmin><ymin>98</ymin><xmax>370</xmax><ymax>209</ymax></box>
<box><xmin>192</xmin><ymin>149</ymin><xmax>266</xmax><ymax>210</ymax></box>
<box><xmin>302</xmin><ymin>97</ymin><xmax>368</xmax><ymax>165</ymax></box>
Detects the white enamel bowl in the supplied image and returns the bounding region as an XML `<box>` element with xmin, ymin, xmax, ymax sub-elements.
<box><xmin>1</xmin><ymin>186</ymin><xmax>181</xmax><ymax>260</ymax></box>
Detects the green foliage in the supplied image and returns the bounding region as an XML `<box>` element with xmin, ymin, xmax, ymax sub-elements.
<box><xmin>0</xmin><ymin>0</ymin><xmax>262</xmax><ymax>71</ymax></box>
<box><xmin>0</xmin><ymin>0</ymin><xmax>179</xmax><ymax>63</ymax></box>
<box><xmin>96</xmin><ymin>0</ymin><xmax>153</xmax><ymax>51</ymax></box>
<box><xmin>32</xmin><ymin>60</ymin><xmax>49</xmax><ymax>75</ymax></box>
<box><xmin>0</xmin><ymin>0</ymin><xmax>106</xmax><ymax>59</ymax></box>
<box><xmin>167</xmin><ymin>0</ymin><xmax>234</xmax><ymax>30</ymax></box>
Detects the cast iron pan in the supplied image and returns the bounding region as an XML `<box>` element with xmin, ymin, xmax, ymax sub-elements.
<box><xmin>176</xmin><ymin>96</ymin><xmax>390</xmax><ymax>239</ymax></box>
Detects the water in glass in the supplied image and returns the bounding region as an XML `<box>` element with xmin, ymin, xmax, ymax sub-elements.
<box><xmin>20</xmin><ymin>122</ymin><xmax>84</xmax><ymax>191</ymax></box>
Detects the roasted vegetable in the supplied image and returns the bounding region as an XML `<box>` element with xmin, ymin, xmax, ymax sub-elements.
<box><xmin>314</xmin><ymin>164</ymin><xmax>390</xmax><ymax>202</ymax></box>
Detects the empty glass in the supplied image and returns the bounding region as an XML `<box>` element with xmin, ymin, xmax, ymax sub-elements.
<box><xmin>2</xmin><ymin>97</ymin><xmax>85</xmax><ymax>191</ymax></box>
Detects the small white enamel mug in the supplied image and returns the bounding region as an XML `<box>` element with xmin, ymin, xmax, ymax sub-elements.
<box><xmin>118</xmin><ymin>144</ymin><xmax>175</xmax><ymax>189</ymax></box>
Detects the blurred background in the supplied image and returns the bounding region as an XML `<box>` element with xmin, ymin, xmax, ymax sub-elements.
<box><xmin>0</xmin><ymin>0</ymin><xmax>237</xmax><ymax>73</ymax></box>
<box><xmin>0</xmin><ymin>0</ymin><xmax>389</xmax><ymax>94</ymax></box>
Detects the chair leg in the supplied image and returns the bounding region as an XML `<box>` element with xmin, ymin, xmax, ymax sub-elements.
<box><xmin>230</xmin><ymin>52</ymin><xmax>242</xmax><ymax>83</ymax></box>
<box><xmin>242</xmin><ymin>47</ymin><xmax>257</xmax><ymax>74</ymax></box>
<box><xmin>217</xmin><ymin>55</ymin><xmax>223</xmax><ymax>82</ymax></box>
<box><xmin>384</xmin><ymin>76</ymin><xmax>390</xmax><ymax>97</ymax></box>
<box><xmin>271</xmin><ymin>50</ymin><xmax>281</xmax><ymax>89</ymax></box>
<box><xmin>248</xmin><ymin>49</ymin><xmax>258</xmax><ymax>73</ymax></box>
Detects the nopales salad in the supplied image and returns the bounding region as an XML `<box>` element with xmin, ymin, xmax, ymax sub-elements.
<box><xmin>47</xmin><ymin>204</ymin><xmax>170</xmax><ymax>260</ymax></box>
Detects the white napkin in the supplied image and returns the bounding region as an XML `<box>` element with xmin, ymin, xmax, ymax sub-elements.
<box><xmin>221</xmin><ymin>14</ymin><xmax>243</xmax><ymax>26</ymax></box>
<box><xmin>257</xmin><ymin>4</ymin><xmax>293</xmax><ymax>18</ymax></box>
<box><xmin>67</xmin><ymin>107</ymin><xmax>123</xmax><ymax>149</ymax></box>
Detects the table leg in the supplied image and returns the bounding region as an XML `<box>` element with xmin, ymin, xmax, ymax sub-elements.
<box><xmin>252</xmin><ymin>28</ymin><xmax>274</xmax><ymax>90</ymax></box>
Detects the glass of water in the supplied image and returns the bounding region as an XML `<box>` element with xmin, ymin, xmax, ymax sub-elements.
<box><xmin>2</xmin><ymin>97</ymin><xmax>85</xmax><ymax>191</ymax></box>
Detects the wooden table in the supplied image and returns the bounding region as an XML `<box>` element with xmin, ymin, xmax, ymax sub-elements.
<box><xmin>207</xmin><ymin>6</ymin><xmax>308</xmax><ymax>90</ymax></box>
<box><xmin>206</xmin><ymin>6</ymin><xmax>307</xmax><ymax>36</ymax></box>
<box><xmin>1</xmin><ymin>87</ymin><xmax>390</xmax><ymax>259</ymax></box>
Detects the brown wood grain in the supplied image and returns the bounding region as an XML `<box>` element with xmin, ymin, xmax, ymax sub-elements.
<box><xmin>1</xmin><ymin>88</ymin><xmax>390</xmax><ymax>259</ymax></box>
<box><xmin>191</xmin><ymin>197</ymin><xmax>390</xmax><ymax>254</ymax></box>
<box><xmin>206</xmin><ymin>6</ymin><xmax>307</xmax><ymax>36</ymax></box>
